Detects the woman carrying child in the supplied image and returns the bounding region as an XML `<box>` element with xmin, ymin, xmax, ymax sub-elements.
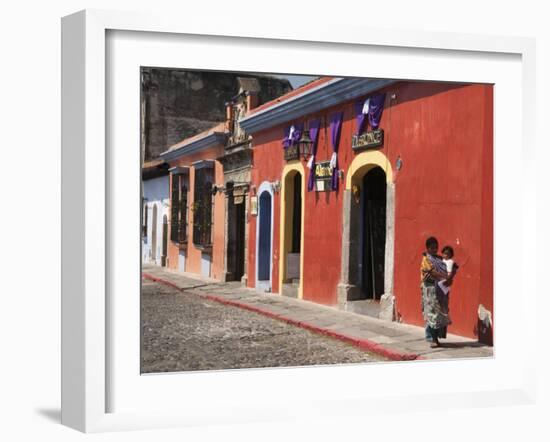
<box><xmin>420</xmin><ymin>237</ymin><xmax>456</xmax><ymax>348</ymax></box>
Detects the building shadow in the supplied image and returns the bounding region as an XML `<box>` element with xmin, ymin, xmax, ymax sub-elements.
<box><xmin>438</xmin><ymin>341</ymin><xmax>488</xmax><ymax>349</ymax></box>
<box><xmin>35</xmin><ymin>408</ymin><xmax>61</xmax><ymax>423</ymax></box>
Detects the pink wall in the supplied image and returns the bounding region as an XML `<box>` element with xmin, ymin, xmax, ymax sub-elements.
<box><xmin>167</xmin><ymin>144</ymin><xmax>226</xmax><ymax>280</ymax></box>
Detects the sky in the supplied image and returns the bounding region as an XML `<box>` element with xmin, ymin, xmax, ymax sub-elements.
<box><xmin>277</xmin><ymin>74</ymin><xmax>318</xmax><ymax>89</ymax></box>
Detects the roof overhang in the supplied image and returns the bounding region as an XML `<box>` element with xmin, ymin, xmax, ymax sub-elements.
<box><xmin>160</xmin><ymin>132</ymin><xmax>227</xmax><ymax>162</ymax></box>
<box><xmin>239</xmin><ymin>78</ymin><xmax>396</xmax><ymax>134</ymax></box>
<box><xmin>192</xmin><ymin>159</ymin><xmax>215</xmax><ymax>170</ymax></box>
<box><xmin>141</xmin><ymin>160</ymin><xmax>169</xmax><ymax>180</ymax></box>
<box><xmin>169</xmin><ymin>166</ymin><xmax>190</xmax><ymax>175</ymax></box>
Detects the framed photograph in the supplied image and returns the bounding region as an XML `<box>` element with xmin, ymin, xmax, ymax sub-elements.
<box><xmin>61</xmin><ymin>9</ymin><xmax>537</xmax><ymax>433</ymax></box>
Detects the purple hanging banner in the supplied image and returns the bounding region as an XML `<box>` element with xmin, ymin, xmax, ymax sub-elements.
<box><xmin>329</xmin><ymin>111</ymin><xmax>343</xmax><ymax>190</ymax></box>
<box><xmin>306</xmin><ymin>119</ymin><xmax>321</xmax><ymax>192</ymax></box>
<box><xmin>354</xmin><ymin>101</ymin><xmax>367</xmax><ymax>135</ymax></box>
<box><xmin>291</xmin><ymin>122</ymin><xmax>303</xmax><ymax>146</ymax></box>
<box><xmin>367</xmin><ymin>93</ymin><xmax>386</xmax><ymax>130</ymax></box>
<box><xmin>282</xmin><ymin>126</ymin><xmax>291</xmax><ymax>149</ymax></box>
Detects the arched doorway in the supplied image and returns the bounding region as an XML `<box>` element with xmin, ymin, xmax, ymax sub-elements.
<box><xmin>256</xmin><ymin>182</ymin><xmax>274</xmax><ymax>292</ymax></box>
<box><xmin>161</xmin><ymin>214</ymin><xmax>168</xmax><ymax>267</ymax></box>
<box><xmin>279</xmin><ymin>164</ymin><xmax>305</xmax><ymax>299</ymax></box>
<box><xmin>151</xmin><ymin>204</ymin><xmax>158</xmax><ymax>262</ymax></box>
<box><xmin>361</xmin><ymin>167</ymin><xmax>386</xmax><ymax>300</ymax></box>
<box><xmin>338</xmin><ymin>150</ymin><xmax>394</xmax><ymax>320</ymax></box>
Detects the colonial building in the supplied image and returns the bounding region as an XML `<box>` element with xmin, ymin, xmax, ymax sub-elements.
<box><xmin>216</xmin><ymin>77</ymin><xmax>262</xmax><ymax>284</ymax></box>
<box><xmin>142</xmin><ymin>159</ymin><xmax>170</xmax><ymax>267</ymax></box>
<box><xmin>240</xmin><ymin>77</ymin><xmax>493</xmax><ymax>343</ymax></box>
<box><xmin>160</xmin><ymin>124</ymin><xmax>226</xmax><ymax>278</ymax></box>
<box><xmin>159</xmin><ymin>77</ymin><xmax>291</xmax><ymax>282</ymax></box>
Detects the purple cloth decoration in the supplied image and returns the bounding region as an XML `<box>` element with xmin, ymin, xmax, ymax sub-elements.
<box><xmin>367</xmin><ymin>93</ymin><xmax>386</xmax><ymax>130</ymax></box>
<box><xmin>282</xmin><ymin>126</ymin><xmax>291</xmax><ymax>149</ymax></box>
<box><xmin>307</xmin><ymin>119</ymin><xmax>321</xmax><ymax>192</ymax></box>
<box><xmin>290</xmin><ymin>122</ymin><xmax>303</xmax><ymax>146</ymax></box>
<box><xmin>354</xmin><ymin>101</ymin><xmax>367</xmax><ymax>135</ymax></box>
<box><xmin>282</xmin><ymin>122</ymin><xmax>304</xmax><ymax>149</ymax></box>
<box><xmin>329</xmin><ymin>112</ymin><xmax>343</xmax><ymax>190</ymax></box>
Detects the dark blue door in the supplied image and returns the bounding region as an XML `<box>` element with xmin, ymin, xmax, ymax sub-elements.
<box><xmin>258</xmin><ymin>192</ymin><xmax>272</xmax><ymax>281</ymax></box>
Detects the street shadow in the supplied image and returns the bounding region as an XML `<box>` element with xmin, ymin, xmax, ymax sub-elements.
<box><xmin>35</xmin><ymin>408</ymin><xmax>61</xmax><ymax>423</ymax></box>
<box><xmin>438</xmin><ymin>341</ymin><xmax>488</xmax><ymax>349</ymax></box>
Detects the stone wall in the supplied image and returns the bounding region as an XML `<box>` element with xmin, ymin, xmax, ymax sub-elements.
<box><xmin>141</xmin><ymin>68</ymin><xmax>292</xmax><ymax>161</ymax></box>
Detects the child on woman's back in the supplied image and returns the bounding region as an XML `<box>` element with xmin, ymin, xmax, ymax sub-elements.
<box><xmin>438</xmin><ymin>245</ymin><xmax>459</xmax><ymax>295</ymax></box>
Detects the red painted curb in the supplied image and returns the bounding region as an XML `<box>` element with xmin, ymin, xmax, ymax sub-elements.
<box><xmin>142</xmin><ymin>272</ymin><xmax>183</xmax><ymax>292</ymax></box>
<box><xmin>142</xmin><ymin>273</ymin><xmax>420</xmax><ymax>362</ymax></box>
<box><xmin>203</xmin><ymin>294</ymin><xmax>419</xmax><ymax>361</ymax></box>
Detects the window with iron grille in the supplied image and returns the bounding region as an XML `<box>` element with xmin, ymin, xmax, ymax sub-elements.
<box><xmin>192</xmin><ymin>167</ymin><xmax>213</xmax><ymax>247</ymax></box>
<box><xmin>170</xmin><ymin>175</ymin><xmax>180</xmax><ymax>242</ymax></box>
<box><xmin>170</xmin><ymin>174</ymin><xmax>189</xmax><ymax>244</ymax></box>
<box><xmin>178</xmin><ymin>178</ymin><xmax>188</xmax><ymax>243</ymax></box>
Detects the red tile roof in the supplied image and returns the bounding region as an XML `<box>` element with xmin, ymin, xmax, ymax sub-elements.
<box><xmin>163</xmin><ymin>77</ymin><xmax>334</xmax><ymax>155</ymax></box>
<box><xmin>247</xmin><ymin>77</ymin><xmax>335</xmax><ymax>116</ymax></box>
<box><xmin>142</xmin><ymin>158</ymin><xmax>165</xmax><ymax>170</ymax></box>
<box><xmin>165</xmin><ymin>122</ymin><xmax>226</xmax><ymax>153</ymax></box>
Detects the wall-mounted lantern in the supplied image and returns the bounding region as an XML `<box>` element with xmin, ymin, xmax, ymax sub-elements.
<box><xmin>271</xmin><ymin>180</ymin><xmax>281</xmax><ymax>193</ymax></box>
<box><xmin>297</xmin><ymin>129</ymin><xmax>313</xmax><ymax>161</ymax></box>
<box><xmin>211</xmin><ymin>184</ymin><xmax>226</xmax><ymax>195</ymax></box>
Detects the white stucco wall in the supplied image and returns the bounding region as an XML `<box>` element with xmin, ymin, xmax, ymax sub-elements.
<box><xmin>142</xmin><ymin>175</ymin><xmax>170</xmax><ymax>266</ymax></box>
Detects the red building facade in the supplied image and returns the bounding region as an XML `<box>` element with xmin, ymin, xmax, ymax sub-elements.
<box><xmin>241</xmin><ymin>79</ymin><xmax>493</xmax><ymax>342</ymax></box>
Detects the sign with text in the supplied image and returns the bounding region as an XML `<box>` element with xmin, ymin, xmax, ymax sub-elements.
<box><xmin>314</xmin><ymin>161</ymin><xmax>333</xmax><ymax>192</ymax></box>
<box><xmin>284</xmin><ymin>144</ymin><xmax>300</xmax><ymax>161</ymax></box>
<box><xmin>352</xmin><ymin>129</ymin><xmax>384</xmax><ymax>151</ymax></box>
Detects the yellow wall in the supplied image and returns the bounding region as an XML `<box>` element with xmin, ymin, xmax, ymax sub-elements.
<box><xmin>346</xmin><ymin>150</ymin><xmax>393</xmax><ymax>189</ymax></box>
<box><xmin>278</xmin><ymin>161</ymin><xmax>306</xmax><ymax>299</ymax></box>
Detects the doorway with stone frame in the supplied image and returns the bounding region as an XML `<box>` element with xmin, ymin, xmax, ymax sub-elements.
<box><xmin>338</xmin><ymin>151</ymin><xmax>395</xmax><ymax>321</ymax></box>
<box><xmin>225</xmin><ymin>181</ymin><xmax>247</xmax><ymax>282</ymax></box>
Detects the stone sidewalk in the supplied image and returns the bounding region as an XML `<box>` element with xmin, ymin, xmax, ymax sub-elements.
<box><xmin>142</xmin><ymin>265</ymin><xmax>493</xmax><ymax>361</ymax></box>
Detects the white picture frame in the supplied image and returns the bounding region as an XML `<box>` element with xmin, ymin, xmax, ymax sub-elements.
<box><xmin>61</xmin><ymin>9</ymin><xmax>538</xmax><ymax>433</ymax></box>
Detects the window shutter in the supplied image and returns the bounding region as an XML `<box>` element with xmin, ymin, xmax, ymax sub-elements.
<box><xmin>178</xmin><ymin>182</ymin><xmax>188</xmax><ymax>243</ymax></box>
<box><xmin>203</xmin><ymin>179</ymin><xmax>213</xmax><ymax>246</ymax></box>
<box><xmin>192</xmin><ymin>168</ymin><xmax>213</xmax><ymax>246</ymax></box>
<box><xmin>192</xmin><ymin>168</ymin><xmax>202</xmax><ymax>245</ymax></box>
<box><xmin>170</xmin><ymin>175</ymin><xmax>180</xmax><ymax>242</ymax></box>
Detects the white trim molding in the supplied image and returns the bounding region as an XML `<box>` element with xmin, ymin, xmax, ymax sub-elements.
<box><xmin>240</xmin><ymin>78</ymin><xmax>395</xmax><ymax>134</ymax></box>
<box><xmin>161</xmin><ymin>131</ymin><xmax>226</xmax><ymax>161</ymax></box>
<box><xmin>255</xmin><ymin>181</ymin><xmax>275</xmax><ymax>292</ymax></box>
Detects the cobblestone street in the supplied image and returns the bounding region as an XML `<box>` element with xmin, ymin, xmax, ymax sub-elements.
<box><xmin>141</xmin><ymin>278</ymin><xmax>385</xmax><ymax>373</ymax></box>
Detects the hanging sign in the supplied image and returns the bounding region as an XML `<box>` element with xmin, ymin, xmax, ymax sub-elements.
<box><xmin>314</xmin><ymin>161</ymin><xmax>333</xmax><ymax>192</ymax></box>
<box><xmin>284</xmin><ymin>144</ymin><xmax>300</xmax><ymax>161</ymax></box>
<box><xmin>352</xmin><ymin>129</ymin><xmax>384</xmax><ymax>151</ymax></box>
<box><xmin>250</xmin><ymin>196</ymin><xmax>258</xmax><ymax>215</ymax></box>
<box><xmin>233</xmin><ymin>186</ymin><xmax>245</xmax><ymax>205</ymax></box>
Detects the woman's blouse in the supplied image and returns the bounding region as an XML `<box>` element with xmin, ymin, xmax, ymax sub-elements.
<box><xmin>421</xmin><ymin>254</ymin><xmax>434</xmax><ymax>283</ymax></box>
